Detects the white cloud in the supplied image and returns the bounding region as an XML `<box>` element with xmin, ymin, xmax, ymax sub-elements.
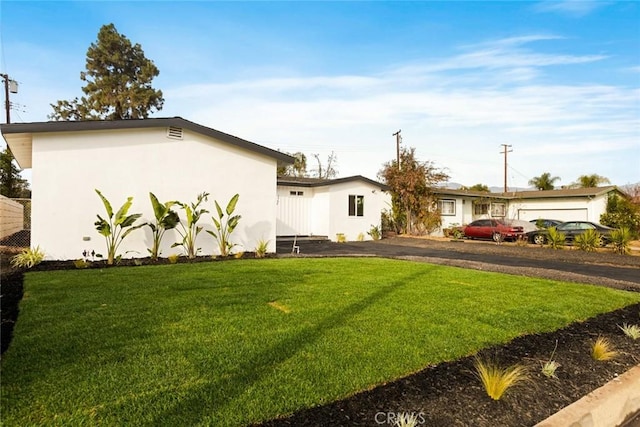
<box><xmin>533</xmin><ymin>1</ymin><xmax>609</xmax><ymax>17</ymax></box>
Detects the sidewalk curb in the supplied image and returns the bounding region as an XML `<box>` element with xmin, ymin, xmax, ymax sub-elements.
<box><xmin>535</xmin><ymin>364</ymin><xmax>640</xmax><ymax>427</ymax></box>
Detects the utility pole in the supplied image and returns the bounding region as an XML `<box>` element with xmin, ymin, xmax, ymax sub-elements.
<box><xmin>1</xmin><ymin>74</ymin><xmax>19</xmax><ymax>124</ymax></box>
<box><xmin>393</xmin><ymin>129</ymin><xmax>402</xmax><ymax>170</ymax></box>
<box><xmin>500</xmin><ymin>144</ymin><xmax>513</xmax><ymax>193</ymax></box>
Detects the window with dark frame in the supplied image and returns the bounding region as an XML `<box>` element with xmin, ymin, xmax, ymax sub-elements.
<box><xmin>348</xmin><ymin>195</ymin><xmax>364</xmax><ymax>217</ymax></box>
<box><xmin>289</xmin><ymin>190</ymin><xmax>304</xmax><ymax>196</ymax></box>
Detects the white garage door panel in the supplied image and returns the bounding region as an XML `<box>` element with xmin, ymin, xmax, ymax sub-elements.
<box><xmin>517</xmin><ymin>209</ymin><xmax>588</xmax><ymax>222</ymax></box>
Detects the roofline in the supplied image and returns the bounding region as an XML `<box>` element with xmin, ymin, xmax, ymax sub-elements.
<box><xmin>0</xmin><ymin>117</ymin><xmax>295</xmax><ymax>164</ymax></box>
<box><xmin>277</xmin><ymin>175</ymin><xmax>389</xmax><ymax>190</ymax></box>
<box><xmin>433</xmin><ymin>185</ymin><xmax>624</xmax><ymax>199</ymax></box>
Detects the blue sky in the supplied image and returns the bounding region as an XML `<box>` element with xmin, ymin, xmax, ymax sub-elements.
<box><xmin>1</xmin><ymin>1</ymin><xmax>639</xmax><ymax>188</ymax></box>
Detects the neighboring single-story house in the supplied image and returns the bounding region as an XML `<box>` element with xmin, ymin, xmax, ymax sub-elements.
<box><xmin>435</xmin><ymin>186</ymin><xmax>625</xmax><ymax>233</ymax></box>
<box><xmin>276</xmin><ymin>176</ymin><xmax>390</xmax><ymax>241</ymax></box>
<box><xmin>1</xmin><ymin>117</ymin><xmax>294</xmax><ymax>260</ymax></box>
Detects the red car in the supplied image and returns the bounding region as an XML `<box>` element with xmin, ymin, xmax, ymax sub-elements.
<box><xmin>463</xmin><ymin>219</ymin><xmax>525</xmax><ymax>242</ymax></box>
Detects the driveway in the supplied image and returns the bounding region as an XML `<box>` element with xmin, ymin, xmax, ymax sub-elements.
<box><xmin>276</xmin><ymin>237</ymin><xmax>640</xmax><ymax>292</ymax></box>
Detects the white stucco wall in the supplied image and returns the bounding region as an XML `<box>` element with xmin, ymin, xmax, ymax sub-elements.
<box><xmin>276</xmin><ymin>186</ymin><xmax>313</xmax><ymax>235</ymax></box>
<box><xmin>508</xmin><ymin>195</ymin><xmax>608</xmax><ymax>223</ymax></box>
<box><xmin>325</xmin><ymin>181</ymin><xmax>389</xmax><ymax>241</ymax></box>
<box><xmin>31</xmin><ymin>127</ymin><xmax>278</xmax><ymax>260</ymax></box>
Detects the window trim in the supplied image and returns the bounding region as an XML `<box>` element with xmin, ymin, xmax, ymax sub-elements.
<box><xmin>438</xmin><ymin>199</ymin><xmax>456</xmax><ymax>216</ymax></box>
<box><xmin>348</xmin><ymin>194</ymin><xmax>364</xmax><ymax>217</ymax></box>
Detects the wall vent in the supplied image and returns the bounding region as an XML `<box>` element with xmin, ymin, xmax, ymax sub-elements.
<box><xmin>167</xmin><ymin>126</ymin><xmax>183</xmax><ymax>140</ymax></box>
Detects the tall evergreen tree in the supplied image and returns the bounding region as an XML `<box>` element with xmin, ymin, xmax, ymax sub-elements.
<box><xmin>50</xmin><ymin>23</ymin><xmax>164</xmax><ymax>120</ymax></box>
<box><xmin>0</xmin><ymin>147</ymin><xmax>30</xmax><ymax>198</ymax></box>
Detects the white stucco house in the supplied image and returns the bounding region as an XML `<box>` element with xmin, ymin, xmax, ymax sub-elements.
<box><xmin>276</xmin><ymin>176</ymin><xmax>390</xmax><ymax>241</ymax></box>
<box><xmin>435</xmin><ymin>186</ymin><xmax>625</xmax><ymax>233</ymax></box>
<box><xmin>1</xmin><ymin>117</ymin><xmax>294</xmax><ymax>260</ymax></box>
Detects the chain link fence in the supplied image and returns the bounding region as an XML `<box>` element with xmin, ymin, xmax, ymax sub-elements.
<box><xmin>0</xmin><ymin>197</ymin><xmax>31</xmax><ymax>249</ymax></box>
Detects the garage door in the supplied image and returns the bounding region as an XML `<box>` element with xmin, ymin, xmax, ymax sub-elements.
<box><xmin>517</xmin><ymin>209</ymin><xmax>588</xmax><ymax>222</ymax></box>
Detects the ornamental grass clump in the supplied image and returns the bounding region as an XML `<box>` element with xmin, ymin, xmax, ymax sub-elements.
<box><xmin>610</xmin><ymin>227</ymin><xmax>632</xmax><ymax>255</ymax></box>
<box><xmin>474</xmin><ymin>356</ymin><xmax>528</xmax><ymax>400</ymax></box>
<box><xmin>574</xmin><ymin>229</ymin><xmax>602</xmax><ymax>252</ymax></box>
<box><xmin>591</xmin><ymin>336</ymin><xmax>618</xmax><ymax>361</ymax></box>
<box><xmin>618</xmin><ymin>323</ymin><xmax>640</xmax><ymax>340</ymax></box>
<box><xmin>546</xmin><ymin>227</ymin><xmax>566</xmax><ymax>250</ymax></box>
<box><xmin>254</xmin><ymin>239</ymin><xmax>269</xmax><ymax>258</ymax></box>
<box><xmin>541</xmin><ymin>340</ymin><xmax>560</xmax><ymax>379</ymax></box>
<box><xmin>10</xmin><ymin>246</ymin><xmax>45</xmax><ymax>269</ymax></box>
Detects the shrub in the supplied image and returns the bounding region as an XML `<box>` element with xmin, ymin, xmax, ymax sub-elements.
<box><xmin>574</xmin><ymin>229</ymin><xmax>602</xmax><ymax>252</ymax></box>
<box><xmin>145</xmin><ymin>193</ymin><xmax>179</xmax><ymax>261</ymax></box>
<box><xmin>368</xmin><ymin>225</ymin><xmax>381</xmax><ymax>240</ymax></box>
<box><xmin>173</xmin><ymin>192</ymin><xmax>209</xmax><ymax>259</ymax></box>
<box><xmin>206</xmin><ymin>194</ymin><xmax>241</xmax><ymax>257</ymax></box>
<box><xmin>591</xmin><ymin>336</ymin><xmax>617</xmax><ymax>361</ymax></box>
<box><xmin>94</xmin><ymin>190</ymin><xmax>143</xmax><ymax>265</ymax></box>
<box><xmin>610</xmin><ymin>227</ymin><xmax>632</xmax><ymax>255</ymax></box>
<box><xmin>167</xmin><ymin>254</ymin><xmax>179</xmax><ymax>264</ymax></box>
<box><xmin>254</xmin><ymin>239</ymin><xmax>269</xmax><ymax>258</ymax></box>
<box><xmin>74</xmin><ymin>259</ymin><xmax>90</xmax><ymax>269</ymax></box>
<box><xmin>474</xmin><ymin>356</ymin><xmax>528</xmax><ymax>400</ymax></box>
<box><xmin>618</xmin><ymin>323</ymin><xmax>640</xmax><ymax>340</ymax></box>
<box><xmin>10</xmin><ymin>246</ymin><xmax>45</xmax><ymax>269</ymax></box>
<box><xmin>336</xmin><ymin>233</ymin><xmax>346</xmax><ymax>243</ymax></box>
<box><xmin>546</xmin><ymin>227</ymin><xmax>565</xmax><ymax>250</ymax></box>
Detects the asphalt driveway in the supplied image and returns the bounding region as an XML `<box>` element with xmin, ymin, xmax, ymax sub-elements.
<box><xmin>276</xmin><ymin>237</ymin><xmax>640</xmax><ymax>292</ymax></box>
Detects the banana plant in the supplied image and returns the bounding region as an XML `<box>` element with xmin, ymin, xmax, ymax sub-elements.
<box><xmin>172</xmin><ymin>192</ymin><xmax>209</xmax><ymax>259</ymax></box>
<box><xmin>94</xmin><ymin>189</ymin><xmax>143</xmax><ymax>265</ymax></box>
<box><xmin>146</xmin><ymin>192</ymin><xmax>180</xmax><ymax>260</ymax></box>
<box><xmin>207</xmin><ymin>194</ymin><xmax>241</xmax><ymax>257</ymax></box>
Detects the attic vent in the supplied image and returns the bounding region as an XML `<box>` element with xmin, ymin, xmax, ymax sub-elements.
<box><xmin>167</xmin><ymin>126</ymin><xmax>183</xmax><ymax>140</ymax></box>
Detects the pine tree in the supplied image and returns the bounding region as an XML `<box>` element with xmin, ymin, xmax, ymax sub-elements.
<box><xmin>50</xmin><ymin>23</ymin><xmax>164</xmax><ymax>120</ymax></box>
<box><xmin>0</xmin><ymin>147</ymin><xmax>30</xmax><ymax>198</ymax></box>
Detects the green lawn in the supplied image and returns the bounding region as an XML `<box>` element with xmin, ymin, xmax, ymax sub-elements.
<box><xmin>2</xmin><ymin>258</ymin><xmax>639</xmax><ymax>426</ymax></box>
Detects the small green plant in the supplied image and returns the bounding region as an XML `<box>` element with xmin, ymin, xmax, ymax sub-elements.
<box><xmin>233</xmin><ymin>251</ymin><xmax>244</xmax><ymax>259</ymax></box>
<box><xmin>145</xmin><ymin>192</ymin><xmax>179</xmax><ymax>261</ymax></box>
<box><xmin>167</xmin><ymin>254</ymin><xmax>179</xmax><ymax>264</ymax></box>
<box><xmin>546</xmin><ymin>227</ymin><xmax>566</xmax><ymax>249</ymax></box>
<box><xmin>574</xmin><ymin>229</ymin><xmax>602</xmax><ymax>252</ymax></box>
<box><xmin>206</xmin><ymin>194</ymin><xmax>241</xmax><ymax>257</ymax></box>
<box><xmin>173</xmin><ymin>192</ymin><xmax>209</xmax><ymax>259</ymax></box>
<box><xmin>474</xmin><ymin>356</ymin><xmax>528</xmax><ymax>400</ymax></box>
<box><xmin>610</xmin><ymin>227</ymin><xmax>632</xmax><ymax>255</ymax></box>
<box><xmin>618</xmin><ymin>323</ymin><xmax>640</xmax><ymax>340</ymax></box>
<box><xmin>395</xmin><ymin>412</ymin><xmax>419</xmax><ymax>427</ymax></box>
<box><xmin>74</xmin><ymin>259</ymin><xmax>90</xmax><ymax>269</ymax></box>
<box><xmin>368</xmin><ymin>225</ymin><xmax>381</xmax><ymax>240</ymax></box>
<box><xmin>10</xmin><ymin>246</ymin><xmax>45</xmax><ymax>269</ymax></box>
<box><xmin>254</xmin><ymin>239</ymin><xmax>269</xmax><ymax>258</ymax></box>
<box><xmin>336</xmin><ymin>233</ymin><xmax>346</xmax><ymax>243</ymax></box>
<box><xmin>541</xmin><ymin>340</ymin><xmax>560</xmax><ymax>379</ymax></box>
<box><xmin>591</xmin><ymin>336</ymin><xmax>618</xmax><ymax>361</ymax></box>
<box><xmin>94</xmin><ymin>190</ymin><xmax>143</xmax><ymax>265</ymax></box>
<box><xmin>357</xmin><ymin>232</ymin><xmax>365</xmax><ymax>241</ymax></box>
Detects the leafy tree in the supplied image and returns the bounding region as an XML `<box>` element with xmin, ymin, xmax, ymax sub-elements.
<box><xmin>277</xmin><ymin>152</ymin><xmax>307</xmax><ymax>177</ymax></box>
<box><xmin>574</xmin><ymin>174</ymin><xmax>610</xmax><ymax>188</ymax></box>
<box><xmin>378</xmin><ymin>147</ymin><xmax>449</xmax><ymax>235</ymax></box>
<box><xmin>462</xmin><ymin>183</ymin><xmax>490</xmax><ymax>192</ymax></box>
<box><xmin>311</xmin><ymin>151</ymin><xmax>338</xmax><ymax>179</ymax></box>
<box><xmin>0</xmin><ymin>147</ymin><xmax>30</xmax><ymax>198</ymax></box>
<box><xmin>600</xmin><ymin>193</ymin><xmax>640</xmax><ymax>238</ymax></box>
<box><xmin>50</xmin><ymin>23</ymin><xmax>163</xmax><ymax>120</ymax></box>
<box><xmin>529</xmin><ymin>172</ymin><xmax>560</xmax><ymax>191</ymax></box>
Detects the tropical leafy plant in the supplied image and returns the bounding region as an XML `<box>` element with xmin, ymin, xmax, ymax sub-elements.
<box><xmin>206</xmin><ymin>194</ymin><xmax>241</xmax><ymax>257</ymax></box>
<box><xmin>94</xmin><ymin>190</ymin><xmax>143</xmax><ymax>265</ymax></box>
<box><xmin>610</xmin><ymin>227</ymin><xmax>632</xmax><ymax>255</ymax></box>
<box><xmin>618</xmin><ymin>323</ymin><xmax>640</xmax><ymax>340</ymax></box>
<box><xmin>173</xmin><ymin>192</ymin><xmax>209</xmax><ymax>259</ymax></box>
<box><xmin>546</xmin><ymin>227</ymin><xmax>566</xmax><ymax>250</ymax></box>
<box><xmin>474</xmin><ymin>356</ymin><xmax>528</xmax><ymax>400</ymax></box>
<box><xmin>591</xmin><ymin>336</ymin><xmax>617</xmax><ymax>361</ymax></box>
<box><xmin>254</xmin><ymin>239</ymin><xmax>269</xmax><ymax>258</ymax></box>
<box><xmin>574</xmin><ymin>229</ymin><xmax>602</xmax><ymax>252</ymax></box>
<box><xmin>10</xmin><ymin>246</ymin><xmax>45</xmax><ymax>269</ymax></box>
<box><xmin>145</xmin><ymin>192</ymin><xmax>179</xmax><ymax>260</ymax></box>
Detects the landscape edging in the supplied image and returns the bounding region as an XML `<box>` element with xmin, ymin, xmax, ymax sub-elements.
<box><xmin>535</xmin><ymin>364</ymin><xmax>640</xmax><ymax>427</ymax></box>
